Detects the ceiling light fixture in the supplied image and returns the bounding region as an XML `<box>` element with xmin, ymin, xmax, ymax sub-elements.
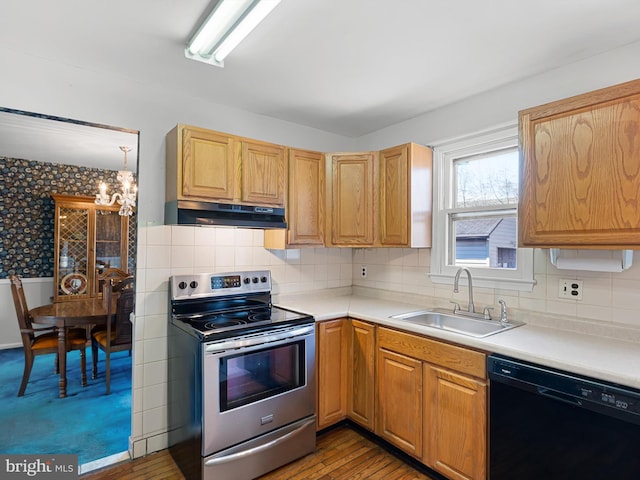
<box><xmin>185</xmin><ymin>0</ymin><xmax>281</xmax><ymax>67</ymax></box>
<box><xmin>95</xmin><ymin>146</ymin><xmax>137</xmax><ymax>216</ymax></box>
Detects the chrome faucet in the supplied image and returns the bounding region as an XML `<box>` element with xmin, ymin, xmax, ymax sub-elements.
<box><xmin>453</xmin><ymin>268</ymin><xmax>475</xmax><ymax>314</ymax></box>
<box><xmin>498</xmin><ymin>299</ymin><xmax>509</xmax><ymax>325</ymax></box>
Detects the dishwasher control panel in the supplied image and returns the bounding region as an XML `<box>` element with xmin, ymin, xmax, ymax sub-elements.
<box><xmin>579</xmin><ymin>386</ymin><xmax>639</xmax><ymax>414</ymax></box>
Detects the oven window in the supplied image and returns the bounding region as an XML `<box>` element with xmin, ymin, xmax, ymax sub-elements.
<box><xmin>219</xmin><ymin>340</ymin><xmax>305</xmax><ymax>412</ymax></box>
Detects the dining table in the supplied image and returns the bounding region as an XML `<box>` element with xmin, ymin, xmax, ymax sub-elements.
<box><xmin>29</xmin><ymin>297</ymin><xmax>112</xmax><ymax>398</ymax></box>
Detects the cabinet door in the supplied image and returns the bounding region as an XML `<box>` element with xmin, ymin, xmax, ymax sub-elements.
<box><xmin>95</xmin><ymin>209</ymin><xmax>128</xmax><ymax>270</ymax></box>
<box><xmin>54</xmin><ymin>202</ymin><xmax>92</xmax><ymax>302</ymax></box>
<box><xmin>316</xmin><ymin>319</ymin><xmax>347</xmax><ymax>430</ymax></box>
<box><xmin>94</xmin><ymin>208</ymin><xmax>129</xmax><ymax>296</ymax></box>
<box><xmin>376</xmin><ymin>347</ymin><xmax>422</xmax><ymax>457</ymax></box>
<box><xmin>181</xmin><ymin>127</ymin><xmax>238</xmax><ymax>201</ymax></box>
<box><xmin>424</xmin><ymin>365</ymin><xmax>487</xmax><ymax>480</ymax></box>
<box><xmin>347</xmin><ymin>319</ymin><xmax>375</xmax><ymax>430</ymax></box>
<box><xmin>379</xmin><ymin>144</ymin><xmax>409</xmax><ymax>245</ymax></box>
<box><xmin>287</xmin><ymin>148</ymin><xmax>325</xmax><ymax>245</ymax></box>
<box><xmin>519</xmin><ymin>79</ymin><xmax>640</xmax><ymax>247</ymax></box>
<box><xmin>241</xmin><ymin>140</ymin><xmax>286</xmax><ymax>206</ymax></box>
<box><xmin>264</xmin><ymin>148</ymin><xmax>325</xmax><ymax>248</ymax></box>
<box><xmin>380</xmin><ymin>143</ymin><xmax>433</xmax><ymax>247</ymax></box>
<box><xmin>327</xmin><ymin>152</ymin><xmax>376</xmax><ymax>246</ymax></box>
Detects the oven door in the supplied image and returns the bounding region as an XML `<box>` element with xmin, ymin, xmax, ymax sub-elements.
<box><xmin>201</xmin><ymin>324</ymin><xmax>316</xmax><ymax>456</ymax></box>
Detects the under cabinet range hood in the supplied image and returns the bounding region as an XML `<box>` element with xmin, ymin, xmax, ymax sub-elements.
<box><xmin>165</xmin><ymin>200</ymin><xmax>286</xmax><ymax>229</ymax></box>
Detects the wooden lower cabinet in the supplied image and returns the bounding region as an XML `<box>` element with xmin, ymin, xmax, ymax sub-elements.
<box><xmin>316</xmin><ymin>319</ymin><xmax>348</xmax><ymax>430</ymax></box>
<box><xmin>376</xmin><ymin>326</ymin><xmax>487</xmax><ymax>479</ymax></box>
<box><xmin>376</xmin><ymin>348</ymin><xmax>423</xmax><ymax>458</ymax></box>
<box><xmin>424</xmin><ymin>365</ymin><xmax>487</xmax><ymax>480</ymax></box>
<box><xmin>316</xmin><ymin>321</ymin><xmax>488</xmax><ymax>479</ymax></box>
<box><xmin>347</xmin><ymin>319</ymin><xmax>376</xmax><ymax>430</ymax></box>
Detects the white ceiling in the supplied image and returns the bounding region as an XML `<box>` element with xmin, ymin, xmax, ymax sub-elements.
<box><xmin>0</xmin><ymin>110</ymin><xmax>139</xmax><ymax>171</ymax></box>
<box><xmin>2</xmin><ymin>0</ymin><xmax>640</xmax><ymax>139</ymax></box>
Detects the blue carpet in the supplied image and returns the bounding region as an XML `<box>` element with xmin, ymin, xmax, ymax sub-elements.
<box><xmin>0</xmin><ymin>347</ymin><xmax>131</xmax><ymax>466</ymax></box>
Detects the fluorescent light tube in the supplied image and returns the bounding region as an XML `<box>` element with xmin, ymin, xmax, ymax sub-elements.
<box><xmin>185</xmin><ymin>0</ymin><xmax>281</xmax><ymax>67</ymax></box>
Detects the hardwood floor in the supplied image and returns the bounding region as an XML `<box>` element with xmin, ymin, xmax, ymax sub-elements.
<box><xmin>81</xmin><ymin>425</ymin><xmax>439</xmax><ymax>480</ymax></box>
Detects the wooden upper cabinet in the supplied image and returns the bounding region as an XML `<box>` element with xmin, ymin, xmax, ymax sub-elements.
<box><xmin>264</xmin><ymin>148</ymin><xmax>325</xmax><ymax>249</ymax></box>
<box><xmin>325</xmin><ymin>144</ymin><xmax>432</xmax><ymax>247</ymax></box>
<box><xmin>241</xmin><ymin>140</ymin><xmax>286</xmax><ymax>206</ymax></box>
<box><xmin>166</xmin><ymin>125</ymin><xmax>239</xmax><ymax>202</ymax></box>
<box><xmin>326</xmin><ymin>152</ymin><xmax>377</xmax><ymax>246</ymax></box>
<box><xmin>379</xmin><ymin>143</ymin><xmax>433</xmax><ymax>247</ymax></box>
<box><xmin>519</xmin><ymin>79</ymin><xmax>640</xmax><ymax>248</ymax></box>
<box><xmin>166</xmin><ymin>124</ymin><xmax>285</xmax><ymax>208</ymax></box>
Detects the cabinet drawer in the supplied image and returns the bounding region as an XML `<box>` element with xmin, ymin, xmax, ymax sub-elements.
<box><xmin>377</xmin><ymin>327</ymin><xmax>486</xmax><ymax>380</ymax></box>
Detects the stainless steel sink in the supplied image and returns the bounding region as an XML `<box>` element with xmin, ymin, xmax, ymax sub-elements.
<box><xmin>389</xmin><ymin>309</ymin><xmax>524</xmax><ymax>338</ymax></box>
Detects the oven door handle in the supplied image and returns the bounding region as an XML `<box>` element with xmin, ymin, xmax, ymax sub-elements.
<box><xmin>204</xmin><ymin>417</ymin><xmax>313</xmax><ymax>467</ymax></box>
<box><xmin>205</xmin><ymin>324</ymin><xmax>315</xmax><ymax>353</ymax></box>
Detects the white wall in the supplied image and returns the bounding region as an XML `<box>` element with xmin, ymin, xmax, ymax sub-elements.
<box><xmin>0</xmin><ymin>278</ymin><xmax>55</xmax><ymax>348</ymax></box>
<box><xmin>354</xmin><ymin>39</ymin><xmax>640</xmax><ymax>149</ymax></box>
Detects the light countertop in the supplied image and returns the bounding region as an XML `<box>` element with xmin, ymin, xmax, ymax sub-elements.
<box><xmin>275</xmin><ymin>291</ymin><xmax>640</xmax><ymax>390</ymax></box>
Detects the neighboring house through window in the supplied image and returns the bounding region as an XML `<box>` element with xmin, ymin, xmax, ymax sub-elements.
<box><xmin>430</xmin><ymin>123</ymin><xmax>535</xmax><ymax>292</ymax></box>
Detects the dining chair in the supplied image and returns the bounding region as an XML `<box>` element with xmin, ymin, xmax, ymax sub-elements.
<box><xmin>96</xmin><ymin>267</ymin><xmax>130</xmax><ymax>297</ymax></box>
<box><xmin>91</xmin><ymin>276</ymin><xmax>134</xmax><ymax>394</ymax></box>
<box><xmin>9</xmin><ymin>275</ymin><xmax>88</xmax><ymax>397</ymax></box>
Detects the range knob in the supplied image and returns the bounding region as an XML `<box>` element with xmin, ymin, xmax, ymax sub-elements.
<box><xmin>260</xmin><ymin>276</ymin><xmax>268</xmax><ymax>283</ymax></box>
<box><xmin>252</xmin><ymin>277</ymin><xmax>259</xmax><ymax>283</ymax></box>
<box><xmin>243</xmin><ymin>277</ymin><xmax>251</xmax><ymax>284</ymax></box>
<box><xmin>189</xmin><ymin>281</ymin><xmax>198</xmax><ymax>289</ymax></box>
<box><xmin>178</xmin><ymin>281</ymin><xmax>188</xmax><ymax>290</ymax></box>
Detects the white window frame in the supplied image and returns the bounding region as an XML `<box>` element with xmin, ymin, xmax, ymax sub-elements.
<box><xmin>429</xmin><ymin>123</ymin><xmax>535</xmax><ymax>292</ymax></box>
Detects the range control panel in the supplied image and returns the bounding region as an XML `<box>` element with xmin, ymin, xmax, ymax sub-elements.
<box><xmin>171</xmin><ymin>270</ymin><xmax>271</xmax><ymax>300</ymax></box>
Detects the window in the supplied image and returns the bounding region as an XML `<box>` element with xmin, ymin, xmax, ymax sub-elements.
<box><xmin>430</xmin><ymin>124</ymin><xmax>535</xmax><ymax>292</ymax></box>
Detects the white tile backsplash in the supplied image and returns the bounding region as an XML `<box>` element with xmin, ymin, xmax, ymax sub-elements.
<box><xmin>142</xmin><ymin>405</ymin><xmax>168</xmax><ymax>436</ymax></box>
<box><xmin>142</xmin><ymin>383</ymin><xmax>167</xmax><ymax>411</ymax></box>
<box><xmin>143</xmin><ymin>360</ymin><xmax>168</xmax><ymax>387</ymax></box>
<box><xmin>146</xmin><ymin>245</ymin><xmax>171</xmax><ymax>269</ymax></box>
<box><xmin>171</xmin><ymin>226</ymin><xmax>195</xmax><ymax>246</ymax></box>
<box><xmin>194</xmin><ymin>226</ymin><xmax>216</xmax><ymax>245</ymax></box>
<box><xmin>170</xmin><ymin>245</ymin><xmax>194</xmax><ymax>269</ymax></box>
<box><xmin>132</xmin><ymin>226</ymin><xmax>640</xmax><ymax>454</ymax></box>
<box><xmin>215</xmin><ymin>227</ymin><xmax>236</xmax><ymax>246</ymax></box>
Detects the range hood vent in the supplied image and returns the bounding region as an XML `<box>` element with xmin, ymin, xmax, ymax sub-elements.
<box><xmin>165</xmin><ymin>200</ymin><xmax>286</xmax><ymax>229</ymax></box>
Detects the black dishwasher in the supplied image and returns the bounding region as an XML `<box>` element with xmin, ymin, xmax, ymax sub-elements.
<box><xmin>488</xmin><ymin>354</ymin><xmax>640</xmax><ymax>479</ymax></box>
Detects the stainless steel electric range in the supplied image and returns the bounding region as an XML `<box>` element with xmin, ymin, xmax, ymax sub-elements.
<box><xmin>168</xmin><ymin>270</ymin><xmax>316</xmax><ymax>480</ymax></box>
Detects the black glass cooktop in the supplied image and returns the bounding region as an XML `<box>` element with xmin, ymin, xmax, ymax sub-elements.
<box><xmin>172</xmin><ymin>304</ymin><xmax>313</xmax><ymax>339</ymax></box>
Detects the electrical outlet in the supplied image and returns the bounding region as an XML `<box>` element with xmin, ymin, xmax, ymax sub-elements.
<box><xmin>360</xmin><ymin>265</ymin><xmax>367</xmax><ymax>278</ymax></box>
<box><xmin>558</xmin><ymin>279</ymin><xmax>583</xmax><ymax>300</ymax></box>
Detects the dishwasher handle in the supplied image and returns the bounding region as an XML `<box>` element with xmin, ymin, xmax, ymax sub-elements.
<box><xmin>537</xmin><ymin>387</ymin><xmax>583</xmax><ymax>407</ymax></box>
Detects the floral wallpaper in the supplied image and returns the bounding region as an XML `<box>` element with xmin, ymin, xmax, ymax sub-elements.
<box><xmin>0</xmin><ymin>156</ymin><xmax>136</xmax><ymax>279</ymax></box>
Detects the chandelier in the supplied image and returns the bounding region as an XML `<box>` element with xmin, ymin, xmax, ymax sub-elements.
<box><xmin>95</xmin><ymin>146</ymin><xmax>137</xmax><ymax>216</ymax></box>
